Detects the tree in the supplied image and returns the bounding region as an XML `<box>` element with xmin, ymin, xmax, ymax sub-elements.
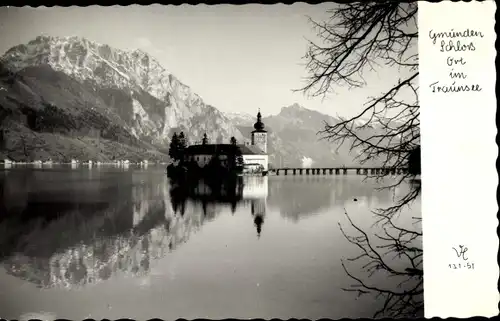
<box><xmin>0</xmin><ymin>129</ymin><xmax>4</xmax><ymax>151</ymax></box>
<box><xmin>168</xmin><ymin>132</ymin><xmax>179</xmax><ymax>161</ymax></box>
<box><xmin>298</xmin><ymin>3</ymin><xmax>421</xmax><ymax>318</ymax></box>
<box><xmin>408</xmin><ymin>145</ymin><xmax>421</xmax><ymax>175</ymax></box>
<box><xmin>178</xmin><ymin>132</ymin><xmax>187</xmax><ymax>162</ymax></box>
<box><xmin>202</xmin><ymin>133</ymin><xmax>208</xmax><ymax>145</ymax></box>
<box><xmin>230</xmin><ymin>136</ymin><xmax>237</xmax><ymax>145</ymax></box>
<box><xmin>236</xmin><ymin>155</ymin><xmax>244</xmax><ymax>169</ymax></box>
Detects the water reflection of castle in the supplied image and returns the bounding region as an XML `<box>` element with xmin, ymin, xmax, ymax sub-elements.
<box><xmin>188</xmin><ymin>176</ymin><xmax>268</xmax><ymax>238</ymax></box>
<box><xmin>0</xmin><ymin>173</ymin><xmax>269</xmax><ymax>289</ymax></box>
<box><xmin>243</xmin><ymin>177</ymin><xmax>267</xmax><ymax>238</ymax></box>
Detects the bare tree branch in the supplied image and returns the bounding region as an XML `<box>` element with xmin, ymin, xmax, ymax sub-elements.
<box><xmin>297</xmin><ymin>2</ymin><xmax>419</xmax><ymax>180</ymax></box>
<box><xmin>340</xmin><ymin>206</ymin><xmax>423</xmax><ymax>318</ymax></box>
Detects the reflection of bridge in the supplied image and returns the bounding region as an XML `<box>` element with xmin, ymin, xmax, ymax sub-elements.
<box><xmin>271</xmin><ymin>167</ymin><xmax>409</xmax><ymax>176</ymax></box>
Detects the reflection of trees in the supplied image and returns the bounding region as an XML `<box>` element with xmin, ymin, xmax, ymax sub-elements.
<box><xmin>339</xmin><ymin>180</ymin><xmax>422</xmax><ymax>318</ymax></box>
<box><xmin>169</xmin><ymin>175</ymin><xmax>246</xmax><ymax>218</ymax></box>
<box><xmin>0</xmin><ymin>170</ymin><xmax>33</xmax><ymax>217</ymax></box>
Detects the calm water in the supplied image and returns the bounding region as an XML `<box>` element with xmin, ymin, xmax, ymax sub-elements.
<box><xmin>0</xmin><ymin>166</ymin><xmax>422</xmax><ymax>319</ymax></box>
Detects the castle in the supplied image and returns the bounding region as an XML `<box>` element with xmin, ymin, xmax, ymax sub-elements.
<box><xmin>184</xmin><ymin>111</ymin><xmax>268</xmax><ymax>172</ymax></box>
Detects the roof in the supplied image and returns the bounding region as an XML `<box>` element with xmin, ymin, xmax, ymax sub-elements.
<box><xmin>253</xmin><ymin>111</ymin><xmax>266</xmax><ymax>132</ymax></box>
<box><xmin>185</xmin><ymin>144</ymin><xmax>266</xmax><ymax>156</ymax></box>
<box><xmin>185</xmin><ymin>144</ymin><xmax>239</xmax><ymax>155</ymax></box>
<box><xmin>237</xmin><ymin>144</ymin><xmax>266</xmax><ymax>155</ymax></box>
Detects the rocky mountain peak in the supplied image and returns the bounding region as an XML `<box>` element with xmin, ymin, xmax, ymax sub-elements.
<box><xmin>0</xmin><ymin>35</ymin><xmax>246</xmax><ymax>162</ymax></box>
<box><xmin>1</xmin><ymin>35</ymin><xmax>174</xmax><ymax>99</ymax></box>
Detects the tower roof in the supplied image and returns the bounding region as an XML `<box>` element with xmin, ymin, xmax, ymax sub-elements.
<box><xmin>253</xmin><ymin>110</ymin><xmax>266</xmax><ymax>132</ymax></box>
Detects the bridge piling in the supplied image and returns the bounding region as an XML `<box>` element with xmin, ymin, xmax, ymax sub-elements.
<box><xmin>273</xmin><ymin>167</ymin><xmax>406</xmax><ymax>177</ymax></box>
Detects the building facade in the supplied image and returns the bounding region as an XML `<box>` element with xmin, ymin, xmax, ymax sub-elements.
<box><xmin>240</xmin><ymin>144</ymin><xmax>268</xmax><ymax>172</ymax></box>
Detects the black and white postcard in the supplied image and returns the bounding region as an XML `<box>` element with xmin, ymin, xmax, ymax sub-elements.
<box><xmin>0</xmin><ymin>1</ymin><xmax>497</xmax><ymax>320</ymax></box>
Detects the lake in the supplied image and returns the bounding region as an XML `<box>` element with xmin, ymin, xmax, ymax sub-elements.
<box><xmin>0</xmin><ymin>166</ymin><xmax>422</xmax><ymax>319</ymax></box>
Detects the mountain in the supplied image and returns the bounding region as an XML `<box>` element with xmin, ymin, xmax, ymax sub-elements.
<box><xmin>0</xmin><ymin>35</ymin><xmax>244</xmax><ymax>162</ymax></box>
<box><xmin>0</xmin><ymin>35</ymin><xmax>385</xmax><ymax>167</ymax></box>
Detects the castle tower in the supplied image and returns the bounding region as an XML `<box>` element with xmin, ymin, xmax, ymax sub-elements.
<box><xmin>251</xmin><ymin>110</ymin><xmax>267</xmax><ymax>154</ymax></box>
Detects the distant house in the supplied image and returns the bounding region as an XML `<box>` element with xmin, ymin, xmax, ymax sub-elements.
<box><xmin>184</xmin><ymin>111</ymin><xmax>269</xmax><ymax>172</ymax></box>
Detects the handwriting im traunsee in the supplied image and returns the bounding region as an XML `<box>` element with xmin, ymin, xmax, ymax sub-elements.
<box><xmin>429</xmin><ymin>28</ymin><xmax>484</xmax><ymax>45</ymax></box>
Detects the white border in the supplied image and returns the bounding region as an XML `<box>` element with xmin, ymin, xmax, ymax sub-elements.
<box><xmin>419</xmin><ymin>1</ymin><xmax>499</xmax><ymax>317</ymax></box>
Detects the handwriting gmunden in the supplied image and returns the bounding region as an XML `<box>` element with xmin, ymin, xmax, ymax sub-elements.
<box><xmin>429</xmin><ymin>81</ymin><xmax>482</xmax><ymax>93</ymax></box>
<box><xmin>429</xmin><ymin>28</ymin><xmax>484</xmax><ymax>45</ymax></box>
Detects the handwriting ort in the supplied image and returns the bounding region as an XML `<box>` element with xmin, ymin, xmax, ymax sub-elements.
<box><xmin>447</xmin><ymin>57</ymin><xmax>467</xmax><ymax>66</ymax></box>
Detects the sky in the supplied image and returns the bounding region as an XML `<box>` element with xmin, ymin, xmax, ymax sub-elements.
<box><xmin>0</xmin><ymin>4</ymin><xmax>409</xmax><ymax>118</ymax></box>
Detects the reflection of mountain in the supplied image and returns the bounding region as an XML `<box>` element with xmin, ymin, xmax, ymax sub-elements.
<box><xmin>0</xmin><ymin>172</ymin><xmax>270</xmax><ymax>289</ymax></box>
<box><xmin>3</xmin><ymin>173</ymin><xmax>407</xmax><ymax>288</ymax></box>
<box><xmin>0</xmin><ymin>172</ymin><xmax>214</xmax><ymax>289</ymax></box>
<box><xmin>267</xmin><ymin>176</ymin><xmax>390</xmax><ymax>221</ymax></box>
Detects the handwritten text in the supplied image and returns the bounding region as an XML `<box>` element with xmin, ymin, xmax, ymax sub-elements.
<box><xmin>428</xmin><ymin>28</ymin><xmax>484</xmax><ymax>93</ymax></box>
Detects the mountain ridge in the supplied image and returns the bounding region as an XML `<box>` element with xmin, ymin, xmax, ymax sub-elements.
<box><xmin>0</xmin><ymin>35</ymin><xmax>247</xmax><ymax>162</ymax></box>
<box><xmin>1</xmin><ymin>35</ymin><xmax>383</xmax><ymax>167</ymax></box>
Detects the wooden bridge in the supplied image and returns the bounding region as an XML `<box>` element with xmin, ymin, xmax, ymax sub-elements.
<box><xmin>269</xmin><ymin>167</ymin><xmax>409</xmax><ymax>176</ymax></box>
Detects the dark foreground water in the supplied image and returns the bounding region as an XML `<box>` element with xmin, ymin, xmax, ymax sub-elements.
<box><xmin>0</xmin><ymin>166</ymin><xmax>422</xmax><ymax>319</ymax></box>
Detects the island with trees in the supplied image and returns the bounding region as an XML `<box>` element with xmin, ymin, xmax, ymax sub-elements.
<box><xmin>166</xmin><ymin>131</ymin><xmax>245</xmax><ymax>190</ymax></box>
